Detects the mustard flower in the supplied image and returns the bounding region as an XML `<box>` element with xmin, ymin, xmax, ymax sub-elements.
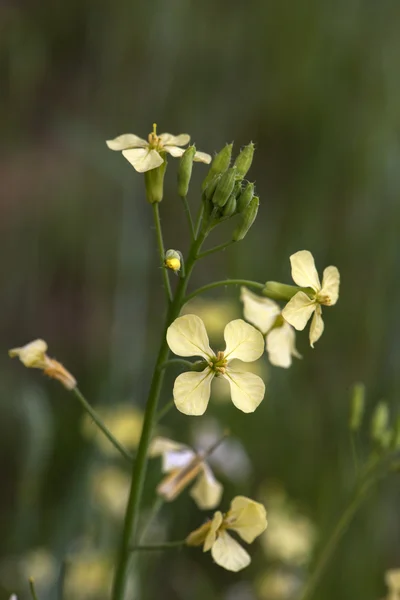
<box><xmin>385</xmin><ymin>569</ymin><xmax>400</xmax><ymax>600</ymax></box>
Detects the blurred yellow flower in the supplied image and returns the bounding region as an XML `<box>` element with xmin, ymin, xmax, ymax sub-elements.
<box><xmin>282</xmin><ymin>250</ymin><xmax>340</xmax><ymax>347</ymax></box>
<box><xmin>106</xmin><ymin>124</ymin><xmax>211</xmax><ymax>172</ymax></box>
<box><xmin>166</xmin><ymin>314</ymin><xmax>265</xmax><ymax>415</ymax></box>
<box><xmin>385</xmin><ymin>569</ymin><xmax>400</xmax><ymax>600</ymax></box>
<box><xmin>257</xmin><ymin>569</ymin><xmax>302</xmax><ymax>600</ymax></box>
<box><xmin>240</xmin><ymin>287</ymin><xmax>301</xmax><ymax>368</ymax></box>
<box><xmin>181</xmin><ymin>298</ymin><xmax>238</xmax><ymax>339</ymax></box>
<box><xmin>81</xmin><ymin>404</ymin><xmax>143</xmax><ymax>455</ymax></box>
<box><xmin>9</xmin><ymin>340</ymin><xmax>76</xmax><ymax>389</ymax></box>
<box><xmin>186</xmin><ymin>496</ymin><xmax>267</xmax><ymax>572</ymax></box>
<box><xmin>91</xmin><ymin>467</ymin><xmax>130</xmax><ymax>519</ymax></box>
<box><xmin>149</xmin><ymin>436</ymin><xmax>223</xmax><ymax>509</ymax></box>
<box><xmin>63</xmin><ymin>553</ymin><xmax>113</xmax><ymax>600</ymax></box>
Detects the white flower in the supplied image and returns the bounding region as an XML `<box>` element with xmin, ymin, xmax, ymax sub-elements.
<box><xmin>186</xmin><ymin>496</ymin><xmax>267</xmax><ymax>572</ymax></box>
<box><xmin>281</xmin><ymin>250</ymin><xmax>340</xmax><ymax>347</ymax></box>
<box><xmin>166</xmin><ymin>314</ymin><xmax>265</xmax><ymax>416</ymax></box>
<box><xmin>240</xmin><ymin>287</ymin><xmax>301</xmax><ymax>368</ymax></box>
<box><xmin>106</xmin><ymin>123</ymin><xmax>211</xmax><ymax>173</ymax></box>
<box><xmin>149</xmin><ymin>436</ymin><xmax>223</xmax><ymax>509</ymax></box>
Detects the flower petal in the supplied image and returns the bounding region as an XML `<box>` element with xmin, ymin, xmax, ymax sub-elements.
<box><xmin>309</xmin><ymin>304</ymin><xmax>324</xmax><ymax>347</ymax></box>
<box><xmin>290</xmin><ymin>250</ymin><xmax>321</xmax><ymax>291</ymax></box>
<box><xmin>190</xmin><ymin>464</ymin><xmax>223</xmax><ymax>510</ymax></box>
<box><xmin>224</xmin><ymin>319</ymin><xmax>265</xmax><ymax>362</ymax></box>
<box><xmin>121</xmin><ymin>148</ymin><xmax>163</xmax><ymax>172</ymax></box>
<box><xmin>204</xmin><ymin>511</ymin><xmax>224</xmax><ymax>551</ymax></box>
<box><xmin>149</xmin><ymin>436</ymin><xmax>188</xmax><ymax>457</ymax></box>
<box><xmin>281</xmin><ymin>292</ymin><xmax>316</xmax><ymax>330</ymax></box>
<box><xmin>159</xmin><ymin>133</ymin><xmax>190</xmax><ymax>146</ymax></box>
<box><xmin>186</xmin><ymin>521</ymin><xmax>212</xmax><ymax>547</ymax></box>
<box><xmin>149</xmin><ymin>437</ymin><xmax>195</xmax><ymax>472</ymax></box>
<box><xmin>9</xmin><ymin>339</ymin><xmax>48</xmax><ymax>368</ymax></box>
<box><xmin>164</xmin><ymin>145</ymin><xmax>186</xmax><ymax>158</ymax></box>
<box><xmin>321</xmin><ymin>266</ymin><xmax>340</xmax><ymax>306</ymax></box>
<box><xmin>193</xmin><ymin>151</ymin><xmax>212</xmax><ymax>164</ymax></box>
<box><xmin>173</xmin><ymin>369</ymin><xmax>213</xmax><ymax>416</ymax></box>
<box><xmin>167</xmin><ymin>314</ymin><xmax>214</xmax><ymax>359</ymax></box>
<box><xmin>224</xmin><ymin>370</ymin><xmax>265</xmax><ymax>413</ymax></box>
<box><xmin>105</xmin><ymin>133</ymin><xmax>148</xmax><ymax>151</ymax></box>
<box><xmin>240</xmin><ymin>287</ymin><xmax>280</xmax><ymax>335</ymax></box>
<box><xmin>211</xmin><ymin>532</ymin><xmax>251</xmax><ymax>572</ymax></box>
<box><xmin>266</xmin><ymin>322</ymin><xmax>301</xmax><ymax>368</ymax></box>
<box><xmin>227</xmin><ymin>496</ymin><xmax>268</xmax><ymax>543</ymax></box>
<box><xmin>157</xmin><ymin>457</ymin><xmax>203</xmax><ymax>501</ymax></box>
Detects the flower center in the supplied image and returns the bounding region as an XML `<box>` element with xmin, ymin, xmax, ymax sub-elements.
<box><xmin>209</xmin><ymin>351</ymin><xmax>228</xmax><ymax>376</ymax></box>
<box><xmin>148</xmin><ymin>122</ymin><xmax>163</xmax><ymax>150</ymax></box>
<box><xmin>316</xmin><ymin>292</ymin><xmax>332</xmax><ymax>306</ymax></box>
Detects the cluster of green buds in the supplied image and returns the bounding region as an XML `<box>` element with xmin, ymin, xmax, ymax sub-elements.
<box><xmin>200</xmin><ymin>142</ymin><xmax>259</xmax><ymax>240</ymax></box>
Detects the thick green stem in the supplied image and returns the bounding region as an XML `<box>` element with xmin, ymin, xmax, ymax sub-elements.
<box><xmin>185</xmin><ymin>279</ymin><xmax>264</xmax><ymax>304</ymax></box>
<box><xmin>111</xmin><ymin>230</ymin><xmax>207</xmax><ymax>600</ymax></box>
<box><xmin>152</xmin><ymin>203</ymin><xmax>173</xmax><ymax>303</ymax></box>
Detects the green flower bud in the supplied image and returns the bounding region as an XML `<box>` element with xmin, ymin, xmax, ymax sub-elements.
<box><xmin>236</xmin><ymin>182</ymin><xmax>254</xmax><ymax>213</ymax></box>
<box><xmin>203</xmin><ymin>173</ymin><xmax>221</xmax><ymax>203</ymax></box>
<box><xmin>232</xmin><ymin>195</ymin><xmax>259</xmax><ymax>241</ymax></box>
<box><xmin>178</xmin><ymin>145</ymin><xmax>196</xmax><ymax>198</ymax></box>
<box><xmin>201</xmin><ymin>143</ymin><xmax>233</xmax><ymax>191</ymax></box>
<box><xmin>221</xmin><ymin>193</ymin><xmax>237</xmax><ymax>217</ymax></box>
<box><xmin>144</xmin><ymin>154</ymin><xmax>167</xmax><ymax>203</ymax></box>
<box><xmin>212</xmin><ymin>167</ymin><xmax>237</xmax><ymax>208</ymax></box>
<box><xmin>262</xmin><ymin>281</ymin><xmax>313</xmax><ymax>302</ymax></box>
<box><xmin>349</xmin><ymin>383</ymin><xmax>365</xmax><ymax>432</ymax></box>
<box><xmin>233</xmin><ymin>142</ymin><xmax>255</xmax><ymax>179</ymax></box>
<box><xmin>370</xmin><ymin>401</ymin><xmax>390</xmax><ymax>445</ymax></box>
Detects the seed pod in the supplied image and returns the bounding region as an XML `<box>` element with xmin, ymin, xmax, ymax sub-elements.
<box><xmin>349</xmin><ymin>383</ymin><xmax>365</xmax><ymax>432</ymax></box>
<box><xmin>232</xmin><ymin>196</ymin><xmax>259</xmax><ymax>241</ymax></box>
<box><xmin>236</xmin><ymin>182</ymin><xmax>254</xmax><ymax>213</ymax></box>
<box><xmin>222</xmin><ymin>193</ymin><xmax>237</xmax><ymax>217</ymax></box>
<box><xmin>178</xmin><ymin>145</ymin><xmax>196</xmax><ymax>198</ymax></box>
<box><xmin>144</xmin><ymin>154</ymin><xmax>167</xmax><ymax>203</ymax></box>
<box><xmin>370</xmin><ymin>401</ymin><xmax>390</xmax><ymax>445</ymax></box>
<box><xmin>201</xmin><ymin>143</ymin><xmax>233</xmax><ymax>191</ymax></box>
<box><xmin>212</xmin><ymin>167</ymin><xmax>237</xmax><ymax>208</ymax></box>
<box><xmin>233</xmin><ymin>142</ymin><xmax>254</xmax><ymax>179</ymax></box>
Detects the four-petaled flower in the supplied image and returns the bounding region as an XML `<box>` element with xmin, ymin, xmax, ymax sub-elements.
<box><xmin>166</xmin><ymin>315</ymin><xmax>265</xmax><ymax>416</ymax></box>
<box><xmin>281</xmin><ymin>250</ymin><xmax>340</xmax><ymax>347</ymax></box>
<box><xmin>186</xmin><ymin>496</ymin><xmax>267</xmax><ymax>572</ymax></box>
<box><xmin>106</xmin><ymin>123</ymin><xmax>211</xmax><ymax>172</ymax></box>
<box><xmin>149</xmin><ymin>436</ymin><xmax>223</xmax><ymax>509</ymax></box>
<box><xmin>240</xmin><ymin>287</ymin><xmax>301</xmax><ymax>368</ymax></box>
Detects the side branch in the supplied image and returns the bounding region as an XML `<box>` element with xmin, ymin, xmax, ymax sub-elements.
<box><xmin>184</xmin><ymin>279</ymin><xmax>265</xmax><ymax>303</ymax></box>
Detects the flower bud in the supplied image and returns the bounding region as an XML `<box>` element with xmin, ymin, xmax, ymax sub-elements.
<box><xmin>236</xmin><ymin>182</ymin><xmax>254</xmax><ymax>213</ymax></box>
<box><xmin>178</xmin><ymin>145</ymin><xmax>196</xmax><ymax>198</ymax></box>
<box><xmin>212</xmin><ymin>167</ymin><xmax>237</xmax><ymax>208</ymax></box>
<box><xmin>262</xmin><ymin>281</ymin><xmax>311</xmax><ymax>302</ymax></box>
<box><xmin>349</xmin><ymin>383</ymin><xmax>365</xmax><ymax>432</ymax></box>
<box><xmin>370</xmin><ymin>401</ymin><xmax>390</xmax><ymax>445</ymax></box>
<box><xmin>144</xmin><ymin>155</ymin><xmax>167</xmax><ymax>203</ymax></box>
<box><xmin>232</xmin><ymin>196</ymin><xmax>259</xmax><ymax>241</ymax></box>
<box><xmin>201</xmin><ymin>143</ymin><xmax>233</xmax><ymax>191</ymax></box>
<box><xmin>221</xmin><ymin>193</ymin><xmax>237</xmax><ymax>217</ymax></box>
<box><xmin>164</xmin><ymin>249</ymin><xmax>182</xmax><ymax>273</ymax></box>
<box><xmin>233</xmin><ymin>142</ymin><xmax>254</xmax><ymax>179</ymax></box>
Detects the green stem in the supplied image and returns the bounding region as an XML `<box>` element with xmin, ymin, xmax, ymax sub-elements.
<box><xmin>72</xmin><ymin>388</ymin><xmax>133</xmax><ymax>463</ymax></box>
<box><xmin>139</xmin><ymin>496</ymin><xmax>164</xmax><ymax>543</ymax></box>
<box><xmin>130</xmin><ymin>540</ymin><xmax>185</xmax><ymax>551</ymax></box>
<box><xmin>181</xmin><ymin>196</ymin><xmax>195</xmax><ymax>240</ymax></box>
<box><xmin>197</xmin><ymin>241</ymin><xmax>235</xmax><ymax>260</ymax></box>
<box><xmin>194</xmin><ymin>202</ymin><xmax>205</xmax><ymax>239</ymax></box>
<box><xmin>29</xmin><ymin>578</ymin><xmax>40</xmax><ymax>600</ymax></box>
<box><xmin>185</xmin><ymin>279</ymin><xmax>264</xmax><ymax>304</ymax></box>
<box><xmin>111</xmin><ymin>229</ymin><xmax>208</xmax><ymax>600</ymax></box>
<box><xmin>160</xmin><ymin>358</ymin><xmax>195</xmax><ymax>370</ymax></box>
<box><xmin>156</xmin><ymin>399</ymin><xmax>175</xmax><ymax>422</ymax></box>
<box><xmin>152</xmin><ymin>203</ymin><xmax>173</xmax><ymax>303</ymax></box>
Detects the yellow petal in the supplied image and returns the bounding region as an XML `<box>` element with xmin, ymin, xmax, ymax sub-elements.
<box><xmin>290</xmin><ymin>250</ymin><xmax>321</xmax><ymax>291</ymax></box>
<box><xmin>320</xmin><ymin>266</ymin><xmax>340</xmax><ymax>305</ymax></box>
<box><xmin>186</xmin><ymin>520</ymin><xmax>212</xmax><ymax>547</ymax></box>
<box><xmin>240</xmin><ymin>287</ymin><xmax>280</xmax><ymax>335</ymax></box>
<box><xmin>227</xmin><ymin>496</ymin><xmax>268</xmax><ymax>543</ymax></box>
<box><xmin>211</xmin><ymin>531</ymin><xmax>251</xmax><ymax>572</ymax></box>
<box><xmin>204</xmin><ymin>511</ymin><xmax>224</xmax><ymax>551</ymax></box>
<box><xmin>164</xmin><ymin>146</ymin><xmax>185</xmax><ymax>157</ymax></box>
<box><xmin>148</xmin><ymin>436</ymin><xmax>188</xmax><ymax>458</ymax></box>
<box><xmin>266</xmin><ymin>322</ymin><xmax>301</xmax><ymax>368</ymax></box>
<box><xmin>193</xmin><ymin>151</ymin><xmax>212</xmax><ymax>164</ymax></box>
<box><xmin>224</xmin><ymin>319</ymin><xmax>265</xmax><ymax>362</ymax></box>
<box><xmin>167</xmin><ymin>314</ymin><xmax>213</xmax><ymax>359</ymax></box>
<box><xmin>281</xmin><ymin>292</ymin><xmax>316</xmax><ymax>330</ymax></box>
<box><xmin>190</xmin><ymin>465</ymin><xmax>223</xmax><ymax>510</ymax></box>
<box><xmin>122</xmin><ymin>148</ymin><xmax>163</xmax><ymax>172</ymax></box>
<box><xmin>106</xmin><ymin>133</ymin><xmax>147</xmax><ymax>150</ymax></box>
<box><xmin>224</xmin><ymin>370</ymin><xmax>265</xmax><ymax>413</ymax></box>
<box><xmin>173</xmin><ymin>369</ymin><xmax>214</xmax><ymax>416</ymax></box>
<box><xmin>385</xmin><ymin>569</ymin><xmax>400</xmax><ymax>593</ymax></box>
<box><xmin>9</xmin><ymin>339</ymin><xmax>48</xmax><ymax>368</ymax></box>
<box><xmin>159</xmin><ymin>133</ymin><xmax>190</xmax><ymax>146</ymax></box>
<box><xmin>309</xmin><ymin>304</ymin><xmax>324</xmax><ymax>347</ymax></box>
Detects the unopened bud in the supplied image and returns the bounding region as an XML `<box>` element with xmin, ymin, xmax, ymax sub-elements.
<box><xmin>262</xmin><ymin>281</ymin><xmax>312</xmax><ymax>302</ymax></box>
<box><xmin>236</xmin><ymin>182</ymin><xmax>254</xmax><ymax>213</ymax></box>
<box><xmin>144</xmin><ymin>155</ymin><xmax>168</xmax><ymax>203</ymax></box>
<box><xmin>178</xmin><ymin>145</ymin><xmax>196</xmax><ymax>198</ymax></box>
<box><xmin>201</xmin><ymin>143</ymin><xmax>233</xmax><ymax>191</ymax></box>
<box><xmin>212</xmin><ymin>167</ymin><xmax>237</xmax><ymax>208</ymax></box>
<box><xmin>164</xmin><ymin>249</ymin><xmax>181</xmax><ymax>273</ymax></box>
<box><xmin>233</xmin><ymin>142</ymin><xmax>255</xmax><ymax>179</ymax></box>
<box><xmin>370</xmin><ymin>401</ymin><xmax>390</xmax><ymax>444</ymax></box>
<box><xmin>232</xmin><ymin>196</ymin><xmax>259</xmax><ymax>241</ymax></box>
<box><xmin>349</xmin><ymin>383</ymin><xmax>365</xmax><ymax>432</ymax></box>
<box><xmin>222</xmin><ymin>193</ymin><xmax>237</xmax><ymax>217</ymax></box>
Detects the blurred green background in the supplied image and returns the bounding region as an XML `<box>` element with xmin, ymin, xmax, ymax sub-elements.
<box><xmin>1</xmin><ymin>1</ymin><xmax>400</xmax><ymax>599</ymax></box>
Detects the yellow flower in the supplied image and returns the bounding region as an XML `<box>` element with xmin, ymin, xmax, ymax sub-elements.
<box><xmin>9</xmin><ymin>339</ymin><xmax>76</xmax><ymax>389</ymax></box>
<box><xmin>149</xmin><ymin>436</ymin><xmax>223</xmax><ymax>509</ymax></box>
<box><xmin>281</xmin><ymin>250</ymin><xmax>340</xmax><ymax>347</ymax></box>
<box><xmin>186</xmin><ymin>496</ymin><xmax>267</xmax><ymax>572</ymax></box>
<box><xmin>385</xmin><ymin>569</ymin><xmax>400</xmax><ymax>600</ymax></box>
<box><xmin>91</xmin><ymin>467</ymin><xmax>130</xmax><ymax>519</ymax></box>
<box><xmin>166</xmin><ymin>314</ymin><xmax>265</xmax><ymax>415</ymax></box>
<box><xmin>81</xmin><ymin>405</ymin><xmax>143</xmax><ymax>455</ymax></box>
<box><xmin>240</xmin><ymin>287</ymin><xmax>301</xmax><ymax>368</ymax></box>
<box><xmin>106</xmin><ymin>123</ymin><xmax>211</xmax><ymax>173</ymax></box>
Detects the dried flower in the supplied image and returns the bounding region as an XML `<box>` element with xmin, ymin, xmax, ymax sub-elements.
<box><xmin>9</xmin><ymin>340</ymin><xmax>76</xmax><ymax>389</ymax></box>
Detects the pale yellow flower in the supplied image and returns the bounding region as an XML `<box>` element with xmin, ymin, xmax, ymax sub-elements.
<box><xmin>63</xmin><ymin>553</ymin><xmax>113</xmax><ymax>600</ymax></box>
<box><xmin>186</xmin><ymin>496</ymin><xmax>267</xmax><ymax>572</ymax></box>
<box><xmin>166</xmin><ymin>314</ymin><xmax>265</xmax><ymax>415</ymax></box>
<box><xmin>181</xmin><ymin>298</ymin><xmax>238</xmax><ymax>339</ymax></box>
<box><xmin>9</xmin><ymin>339</ymin><xmax>76</xmax><ymax>389</ymax></box>
<box><xmin>149</xmin><ymin>436</ymin><xmax>222</xmax><ymax>509</ymax></box>
<box><xmin>385</xmin><ymin>569</ymin><xmax>400</xmax><ymax>600</ymax></box>
<box><xmin>257</xmin><ymin>569</ymin><xmax>302</xmax><ymax>600</ymax></box>
<box><xmin>106</xmin><ymin>123</ymin><xmax>211</xmax><ymax>173</ymax></box>
<box><xmin>240</xmin><ymin>287</ymin><xmax>301</xmax><ymax>368</ymax></box>
<box><xmin>281</xmin><ymin>250</ymin><xmax>340</xmax><ymax>347</ymax></box>
<box><xmin>91</xmin><ymin>467</ymin><xmax>130</xmax><ymax>519</ymax></box>
<box><xmin>81</xmin><ymin>404</ymin><xmax>143</xmax><ymax>455</ymax></box>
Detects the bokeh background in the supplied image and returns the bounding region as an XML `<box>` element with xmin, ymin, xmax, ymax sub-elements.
<box><xmin>1</xmin><ymin>1</ymin><xmax>400</xmax><ymax>599</ymax></box>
